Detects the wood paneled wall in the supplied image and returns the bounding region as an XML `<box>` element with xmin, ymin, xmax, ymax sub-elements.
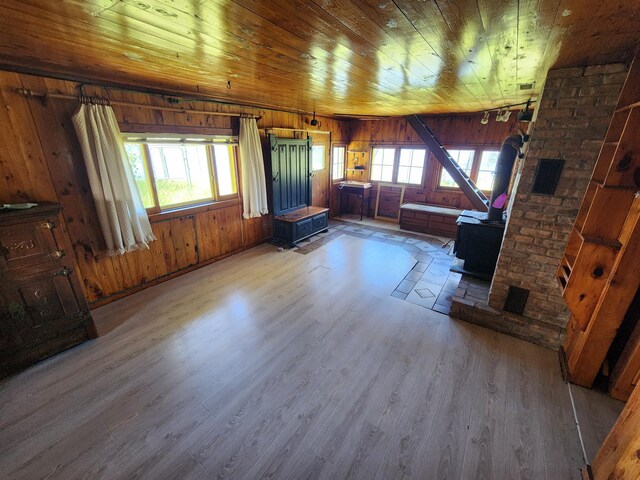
<box><xmin>0</xmin><ymin>68</ymin><xmax>515</xmax><ymax>307</ymax></box>
<box><xmin>0</xmin><ymin>70</ymin><xmax>349</xmax><ymax>307</ymax></box>
<box><xmin>342</xmin><ymin>114</ymin><xmax>517</xmax><ymax>214</ymax></box>
<box><xmin>592</xmin><ymin>380</ymin><xmax>640</xmax><ymax>479</ymax></box>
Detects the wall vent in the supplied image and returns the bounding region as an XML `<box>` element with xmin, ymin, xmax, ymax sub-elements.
<box><xmin>519</xmin><ymin>82</ymin><xmax>534</xmax><ymax>90</ymax></box>
<box><xmin>532</xmin><ymin>158</ymin><xmax>565</xmax><ymax>195</ymax></box>
<box><xmin>504</xmin><ymin>286</ymin><xmax>530</xmax><ymax>315</ymax></box>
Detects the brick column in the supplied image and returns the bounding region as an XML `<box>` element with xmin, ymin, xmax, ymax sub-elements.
<box><xmin>487</xmin><ymin>64</ymin><xmax>627</xmax><ymax>346</ymax></box>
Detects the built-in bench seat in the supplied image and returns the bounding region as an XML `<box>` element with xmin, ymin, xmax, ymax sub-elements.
<box><xmin>273</xmin><ymin>206</ymin><xmax>329</xmax><ymax>247</ymax></box>
<box><xmin>399</xmin><ymin>203</ymin><xmax>462</xmax><ymax>237</ymax></box>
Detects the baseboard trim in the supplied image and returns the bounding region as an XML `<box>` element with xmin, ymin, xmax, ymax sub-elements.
<box><xmin>559</xmin><ymin>346</ymin><xmax>571</xmax><ymax>383</ymax></box>
<box><xmin>580</xmin><ymin>464</ymin><xmax>594</xmax><ymax>480</ymax></box>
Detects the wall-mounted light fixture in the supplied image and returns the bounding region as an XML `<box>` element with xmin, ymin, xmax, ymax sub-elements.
<box><xmin>516</xmin><ymin>99</ymin><xmax>534</xmax><ymax>122</ymax></box>
<box><xmin>496</xmin><ymin>109</ymin><xmax>512</xmax><ymax>122</ymax></box>
<box><xmin>479</xmin><ymin>98</ymin><xmax>535</xmax><ymax>125</ymax></box>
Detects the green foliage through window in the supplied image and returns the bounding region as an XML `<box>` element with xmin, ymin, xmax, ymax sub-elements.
<box><xmin>124</xmin><ymin>140</ymin><xmax>238</xmax><ymax>212</ymax></box>
<box><xmin>125</xmin><ymin>143</ymin><xmax>155</xmax><ymax>208</ymax></box>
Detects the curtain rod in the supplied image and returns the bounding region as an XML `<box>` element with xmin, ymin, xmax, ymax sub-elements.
<box><xmin>264</xmin><ymin>127</ymin><xmax>331</xmax><ymax>134</ymax></box>
<box><xmin>13</xmin><ymin>88</ymin><xmax>261</xmax><ymax>119</ymax></box>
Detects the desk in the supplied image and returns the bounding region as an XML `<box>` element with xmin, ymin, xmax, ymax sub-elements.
<box><xmin>338</xmin><ymin>181</ymin><xmax>372</xmax><ymax>221</ymax></box>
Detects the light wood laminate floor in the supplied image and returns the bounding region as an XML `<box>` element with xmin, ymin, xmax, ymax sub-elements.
<box><xmin>0</xmin><ymin>235</ymin><xmax>614</xmax><ymax>479</ymax></box>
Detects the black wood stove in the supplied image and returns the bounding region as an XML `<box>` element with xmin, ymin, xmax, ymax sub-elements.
<box><xmin>453</xmin><ymin>132</ymin><xmax>529</xmax><ymax>279</ymax></box>
<box><xmin>453</xmin><ymin>211</ymin><xmax>506</xmax><ymax>278</ymax></box>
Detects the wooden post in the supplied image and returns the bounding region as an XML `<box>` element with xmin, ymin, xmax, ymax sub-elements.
<box><xmin>591</xmin><ymin>381</ymin><xmax>640</xmax><ymax>479</ymax></box>
<box><xmin>404</xmin><ymin>115</ymin><xmax>489</xmax><ymax>211</ymax></box>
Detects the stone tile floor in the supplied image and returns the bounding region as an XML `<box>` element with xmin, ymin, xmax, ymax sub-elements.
<box><xmin>286</xmin><ymin>219</ymin><xmax>461</xmax><ymax>315</ymax></box>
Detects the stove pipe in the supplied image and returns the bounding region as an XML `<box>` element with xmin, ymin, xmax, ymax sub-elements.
<box><xmin>487</xmin><ymin>132</ymin><xmax>529</xmax><ymax>222</ymax></box>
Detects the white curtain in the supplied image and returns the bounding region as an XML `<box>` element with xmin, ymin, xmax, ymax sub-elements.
<box><xmin>239</xmin><ymin>116</ymin><xmax>268</xmax><ymax>218</ymax></box>
<box><xmin>72</xmin><ymin>103</ymin><xmax>156</xmax><ymax>256</ymax></box>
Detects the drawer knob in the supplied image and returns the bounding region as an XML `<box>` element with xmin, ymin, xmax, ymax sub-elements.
<box><xmin>50</xmin><ymin>267</ymin><xmax>72</xmax><ymax>277</ymax></box>
<box><xmin>49</xmin><ymin>250</ymin><xmax>66</xmax><ymax>259</ymax></box>
<box><xmin>39</xmin><ymin>222</ymin><xmax>56</xmax><ymax>230</ymax></box>
<box><xmin>8</xmin><ymin>302</ymin><xmax>27</xmax><ymax>322</ymax></box>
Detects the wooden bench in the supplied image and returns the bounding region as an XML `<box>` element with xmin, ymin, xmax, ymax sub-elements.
<box><xmin>273</xmin><ymin>206</ymin><xmax>329</xmax><ymax>247</ymax></box>
<box><xmin>399</xmin><ymin>203</ymin><xmax>462</xmax><ymax>237</ymax></box>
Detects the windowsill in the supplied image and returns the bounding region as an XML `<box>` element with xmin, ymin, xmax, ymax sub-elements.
<box><xmin>435</xmin><ymin>186</ymin><xmax>492</xmax><ymax>195</ymax></box>
<box><xmin>147</xmin><ymin>197</ymin><xmax>242</xmax><ymax>222</ymax></box>
<box><xmin>368</xmin><ymin>180</ymin><xmax>424</xmax><ymax>188</ymax></box>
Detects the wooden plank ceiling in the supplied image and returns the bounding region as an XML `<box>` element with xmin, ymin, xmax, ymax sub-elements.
<box><xmin>0</xmin><ymin>0</ymin><xmax>638</xmax><ymax>116</ymax></box>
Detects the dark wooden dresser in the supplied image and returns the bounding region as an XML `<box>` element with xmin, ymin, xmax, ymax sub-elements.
<box><xmin>0</xmin><ymin>204</ymin><xmax>94</xmax><ymax>377</ymax></box>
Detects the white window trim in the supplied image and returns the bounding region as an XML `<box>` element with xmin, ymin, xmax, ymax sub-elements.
<box><xmin>369</xmin><ymin>145</ymin><xmax>427</xmax><ymax>187</ymax></box>
<box><xmin>436</xmin><ymin>146</ymin><xmax>501</xmax><ymax>193</ymax></box>
<box><xmin>332</xmin><ymin>145</ymin><xmax>346</xmax><ymax>181</ymax></box>
<box><xmin>124</xmin><ymin>137</ymin><xmax>239</xmax><ymax>214</ymax></box>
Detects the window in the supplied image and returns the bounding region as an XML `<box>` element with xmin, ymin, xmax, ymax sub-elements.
<box><xmin>439</xmin><ymin>149</ymin><xmax>475</xmax><ymax>188</ymax></box>
<box><xmin>476</xmin><ymin>150</ymin><xmax>500</xmax><ymax>191</ymax></box>
<box><xmin>370</xmin><ymin>148</ymin><xmax>396</xmax><ymax>182</ymax></box>
<box><xmin>332</xmin><ymin>145</ymin><xmax>346</xmax><ymax>180</ymax></box>
<box><xmin>397</xmin><ymin>149</ymin><xmax>427</xmax><ymax>185</ymax></box>
<box><xmin>125</xmin><ymin>143</ymin><xmax>155</xmax><ymax>208</ymax></box>
<box><xmin>311</xmin><ymin>145</ymin><xmax>325</xmax><ymax>172</ymax></box>
<box><xmin>124</xmin><ymin>137</ymin><xmax>238</xmax><ymax>213</ymax></box>
<box><xmin>437</xmin><ymin>147</ymin><xmax>500</xmax><ymax>192</ymax></box>
<box><xmin>370</xmin><ymin>147</ymin><xmax>425</xmax><ymax>185</ymax></box>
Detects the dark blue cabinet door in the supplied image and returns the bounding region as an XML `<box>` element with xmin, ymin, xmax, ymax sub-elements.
<box><xmin>269</xmin><ymin>135</ymin><xmax>311</xmax><ymax>216</ymax></box>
